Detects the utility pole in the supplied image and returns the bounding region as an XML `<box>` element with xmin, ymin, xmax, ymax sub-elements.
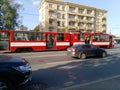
<box><xmin>94</xmin><ymin>8</ymin><xmax>97</xmax><ymax>33</ymax></box>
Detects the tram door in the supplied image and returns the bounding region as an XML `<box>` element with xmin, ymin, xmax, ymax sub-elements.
<box><xmin>110</xmin><ymin>36</ymin><xmax>113</xmax><ymax>48</ymax></box>
<box><xmin>0</xmin><ymin>32</ymin><xmax>10</xmax><ymax>51</ymax></box>
<box><xmin>46</xmin><ymin>34</ymin><xmax>55</xmax><ymax>49</ymax></box>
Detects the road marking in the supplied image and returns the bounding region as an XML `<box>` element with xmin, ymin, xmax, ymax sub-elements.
<box><xmin>59</xmin><ymin>74</ymin><xmax>120</xmax><ymax>90</ymax></box>
<box><xmin>23</xmin><ymin>54</ymin><xmax>66</xmax><ymax>58</ymax></box>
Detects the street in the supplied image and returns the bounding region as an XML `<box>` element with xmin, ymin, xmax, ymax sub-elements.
<box><xmin>3</xmin><ymin>44</ymin><xmax>120</xmax><ymax>90</ymax></box>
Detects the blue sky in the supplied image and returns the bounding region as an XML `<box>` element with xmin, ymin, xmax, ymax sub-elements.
<box><xmin>15</xmin><ymin>0</ymin><xmax>120</xmax><ymax>36</ymax></box>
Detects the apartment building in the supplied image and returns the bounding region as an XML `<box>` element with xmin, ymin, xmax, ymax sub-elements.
<box><xmin>39</xmin><ymin>0</ymin><xmax>107</xmax><ymax>33</ymax></box>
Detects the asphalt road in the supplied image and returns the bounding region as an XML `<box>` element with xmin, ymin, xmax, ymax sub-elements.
<box><xmin>3</xmin><ymin>44</ymin><xmax>120</xmax><ymax>90</ymax></box>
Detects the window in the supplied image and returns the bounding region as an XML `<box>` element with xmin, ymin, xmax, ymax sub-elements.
<box><xmin>90</xmin><ymin>45</ymin><xmax>97</xmax><ymax>49</ymax></box>
<box><xmin>62</xmin><ymin>22</ymin><xmax>65</xmax><ymax>26</ymax></box>
<box><xmin>36</xmin><ymin>32</ymin><xmax>44</xmax><ymax>40</ymax></box>
<box><xmin>96</xmin><ymin>11</ymin><xmax>102</xmax><ymax>16</ymax></box>
<box><xmin>62</xmin><ymin>6</ymin><xmax>65</xmax><ymax>11</ymax></box>
<box><xmin>49</xmin><ymin>20</ymin><xmax>53</xmax><ymax>24</ymax></box>
<box><xmin>78</xmin><ymin>16</ymin><xmax>84</xmax><ymax>20</ymax></box>
<box><xmin>14</xmin><ymin>32</ymin><xmax>29</xmax><ymax>40</ymax></box>
<box><xmin>69</xmin><ymin>15</ymin><xmax>75</xmax><ymax>19</ymax></box>
<box><xmin>69</xmin><ymin>7</ymin><xmax>75</xmax><ymax>12</ymax></box>
<box><xmin>62</xmin><ymin>14</ymin><xmax>65</xmax><ymax>19</ymax></box>
<box><xmin>0</xmin><ymin>32</ymin><xmax>9</xmax><ymax>41</ymax></box>
<box><xmin>86</xmin><ymin>23</ymin><xmax>92</xmax><ymax>27</ymax></box>
<box><xmin>49</xmin><ymin>4</ymin><xmax>52</xmax><ymax>8</ymax></box>
<box><xmin>96</xmin><ymin>18</ymin><xmax>101</xmax><ymax>22</ymax></box>
<box><xmin>57</xmin><ymin>21</ymin><xmax>60</xmax><ymax>26</ymax></box>
<box><xmin>78</xmin><ymin>23</ymin><xmax>84</xmax><ymax>26</ymax></box>
<box><xmin>78</xmin><ymin>9</ymin><xmax>84</xmax><ymax>13</ymax></box>
<box><xmin>86</xmin><ymin>17</ymin><xmax>92</xmax><ymax>21</ymax></box>
<box><xmin>57</xmin><ymin>5</ymin><xmax>60</xmax><ymax>10</ymax></box>
<box><xmin>57</xmin><ymin>33</ymin><xmax>64</xmax><ymax>41</ymax></box>
<box><xmin>87</xmin><ymin>10</ymin><xmax>92</xmax><ymax>15</ymax></box>
<box><xmin>28</xmin><ymin>32</ymin><xmax>36</xmax><ymax>40</ymax></box>
<box><xmin>69</xmin><ymin>22</ymin><xmax>75</xmax><ymax>26</ymax></box>
<box><xmin>93</xmin><ymin>34</ymin><xmax>109</xmax><ymax>41</ymax></box>
<box><xmin>83</xmin><ymin>45</ymin><xmax>90</xmax><ymax>49</ymax></box>
<box><xmin>49</xmin><ymin>12</ymin><xmax>53</xmax><ymax>17</ymax></box>
<box><xmin>13</xmin><ymin>31</ymin><xmax>44</xmax><ymax>41</ymax></box>
<box><xmin>78</xmin><ymin>34</ymin><xmax>84</xmax><ymax>40</ymax></box>
<box><xmin>57</xmin><ymin>13</ymin><xmax>61</xmax><ymax>18</ymax></box>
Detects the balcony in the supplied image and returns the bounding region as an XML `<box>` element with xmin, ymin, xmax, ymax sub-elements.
<box><xmin>87</xmin><ymin>27</ymin><xmax>94</xmax><ymax>30</ymax></box>
<box><xmin>86</xmin><ymin>29</ymin><xmax>93</xmax><ymax>33</ymax></box>
<box><xmin>78</xmin><ymin>19</ymin><xmax>86</xmax><ymax>22</ymax></box>
<box><xmin>87</xmin><ymin>20</ymin><xmax>94</xmax><ymax>23</ymax></box>
<box><xmin>102</xmin><ymin>21</ymin><xmax>106</xmax><ymax>25</ymax></box>
<box><xmin>69</xmin><ymin>18</ymin><xmax>76</xmax><ymax>22</ymax></box>
<box><xmin>78</xmin><ymin>26</ymin><xmax>85</xmax><ymax>29</ymax></box>
<box><xmin>102</xmin><ymin>28</ymin><xmax>106</xmax><ymax>32</ymax></box>
<box><xmin>48</xmin><ymin>7</ymin><xmax>56</xmax><ymax>12</ymax></box>
<box><xmin>57</xmin><ymin>26</ymin><xmax>63</xmax><ymax>29</ymax></box>
<box><xmin>49</xmin><ymin>16</ymin><xmax>56</xmax><ymax>20</ymax></box>
<box><xmin>49</xmin><ymin>23</ymin><xmax>55</xmax><ymax>28</ymax></box>
<box><xmin>68</xmin><ymin>25</ymin><xmax>76</xmax><ymax>29</ymax></box>
<box><xmin>85</xmin><ymin>14</ymin><xmax>94</xmax><ymax>18</ymax></box>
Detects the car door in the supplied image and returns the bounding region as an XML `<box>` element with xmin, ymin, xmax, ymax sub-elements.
<box><xmin>89</xmin><ymin>45</ymin><xmax>99</xmax><ymax>56</ymax></box>
<box><xmin>82</xmin><ymin>45</ymin><xmax>93</xmax><ymax>57</ymax></box>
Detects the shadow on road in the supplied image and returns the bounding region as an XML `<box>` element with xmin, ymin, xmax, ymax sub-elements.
<box><xmin>29</xmin><ymin>53</ymin><xmax>120</xmax><ymax>90</ymax></box>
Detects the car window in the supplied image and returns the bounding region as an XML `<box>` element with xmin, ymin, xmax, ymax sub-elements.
<box><xmin>83</xmin><ymin>45</ymin><xmax>90</xmax><ymax>49</ymax></box>
<box><xmin>73</xmin><ymin>45</ymin><xmax>82</xmax><ymax>48</ymax></box>
<box><xmin>90</xmin><ymin>45</ymin><xmax>97</xmax><ymax>49</ymax></box>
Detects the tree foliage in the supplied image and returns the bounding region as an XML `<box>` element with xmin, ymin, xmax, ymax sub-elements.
<box><xmin>19</xmin><ymin>25</ymin><xmax>28</xmax><ymax>30</ymax></box>
<box><xmin>0</xmin><ymin>0</ymin><xmax>21</xmax><ymax>30</ymax></box>
<box><xmin>34</xmin><ymin>25</ymin><xmax>40</xmax><ymax>32</ymax></box>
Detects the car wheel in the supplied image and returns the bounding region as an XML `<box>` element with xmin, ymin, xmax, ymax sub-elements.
<box><xmin>0</xmin><ymin>79</ymin><xmax>13</xmax><ymax>90</ymax></box>
<box><xmin>80</xmin><ymin>53</ymin><xmax>86</xmax><ymax>59</ymax></box>
<box><xmin>102</xmin><ymin>52</ymin><xmax>107</xmax><ymax>57</ymax></box>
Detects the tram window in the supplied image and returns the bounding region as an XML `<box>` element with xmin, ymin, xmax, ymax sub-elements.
<box><xmin>102</xmin><ymin>35</ymin><xmax>109</xmax><ymax>41</ymax></box>
<box><xmin>36</xmin><ymin>33</ymin><xmax>44</xmax><ymax>40</ymax></box>
<box><xmin>93</xmin><ymin>34</ymin><xmax>99</xmax><ymax>41</ymax></box>
<box><xmin>0</xmin><ymin>32</ymin><xmax>9</xmax><ymax>41</ymax></box>
<box><xmin>57</xmin><ymin>33</ymin><xmax>64</xmax><ymax>41</ymax></box>
<box><xmin>28</xmin><ymin>32</ymin><xmax>36</xmax><ymax>40</ymax></box>
<box><xmin>78</xmin><ymin>34</ymin><xmax>84</xmax><ymax>40</ymax></box>
<box><xmin>93</xmin><ymin>34</ymin><xmax>109</xmax><ymax>41</ymax></box>
<box><xmin>14</xmin><ymin>32</ymin><xmax>29</xmax><ymax>40</ymax></box>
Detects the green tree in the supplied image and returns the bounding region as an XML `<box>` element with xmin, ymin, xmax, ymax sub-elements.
<box><xmin>0</xmin><ymin>0</ymin><xmax>21</xmax><ymax>30</ymax></box>
<box><xmin>34</xmin><ymin>25</ymin><xmax>40</xmax><ymax>32</ymax></box>
<box><xmin>19</xmin><ymin>25</ymin><xmax>28</xmax><ymax>30</ymax></box>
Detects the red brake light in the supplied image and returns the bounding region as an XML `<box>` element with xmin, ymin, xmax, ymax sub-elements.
<box><xmin>72</xmin><ymin>48</ymin><xmax>76</xmax><ymax>52</ymax></box>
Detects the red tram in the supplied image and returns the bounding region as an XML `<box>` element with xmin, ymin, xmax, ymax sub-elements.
<box><xmin>0</xmin><ymin>30</ymin><xmax>114</xmax><ymax>52</ymax></box>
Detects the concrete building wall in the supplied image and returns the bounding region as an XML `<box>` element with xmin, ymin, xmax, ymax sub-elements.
<box><xmin>39</xmin><ymin>0</ymin><xmax>107</xmax><ymax>33</ymax></box>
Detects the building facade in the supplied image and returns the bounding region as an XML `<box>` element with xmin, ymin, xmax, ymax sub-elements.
<box><xmin>39</xmin><ymin>0</ymin><xmax>107</xmax><ymax>33</ymax></box>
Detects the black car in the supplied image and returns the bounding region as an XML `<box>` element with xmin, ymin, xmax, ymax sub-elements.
<box><xmin>67</xmin><ymin>44</ymin><xmax>107</xmax><ymax>59</ymax></box>
<box><xmin>0</xmin><ymin>55</ymin><xmax>32</xmax><ymax>90</ymax></box>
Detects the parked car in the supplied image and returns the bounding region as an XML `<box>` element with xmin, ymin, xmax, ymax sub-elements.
<box><xmin>0</xmin><ymin>55</ymin><xmax>32</xmax><ymax>90</ymax></box>
<box><xmin>67</xmin><ymin>44</ymin><xmax>107</xmax><ymax>59</ymax></box>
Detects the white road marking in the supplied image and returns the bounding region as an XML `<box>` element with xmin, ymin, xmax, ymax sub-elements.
<box><xmin>23</xmin><ymin>54</ymin><xmax>66</xmax><ymax>58</ymax></box>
